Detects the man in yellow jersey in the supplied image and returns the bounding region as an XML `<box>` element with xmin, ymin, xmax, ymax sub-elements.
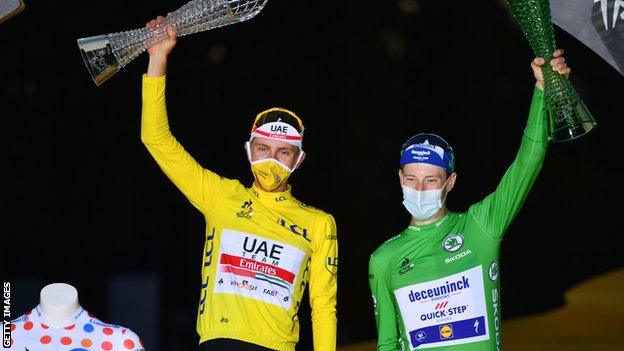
<box><xmin>141</xmin><ymin>16</ymin><xmax>338</xmax><ymax>351</ymax></box>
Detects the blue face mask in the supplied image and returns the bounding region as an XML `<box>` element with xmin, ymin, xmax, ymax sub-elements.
<box><xmin>401</xmin><ymin>179</ymin><xmax>449</xmax><ymax>221</ymax></box>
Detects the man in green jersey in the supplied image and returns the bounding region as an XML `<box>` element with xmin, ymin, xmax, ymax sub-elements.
<box><xmin>368</xmin><ymin>49</ymin><xmax>571</xmax><ymax>350</ymax></box>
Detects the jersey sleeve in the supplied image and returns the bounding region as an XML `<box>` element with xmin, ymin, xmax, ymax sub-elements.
<box><xmin>308</xmin><ymin>213</ymin><xmax>338</xmax><ymax>351</ymax></box>
<box><xmin>369</xmin><ymin>254</ymin><xmax>401</xmax><ymax>351</ymax></box>
<box><xmin>118</xmin><ymin>328</ymin><xmax>144</xmax><ymax>351</ymax></box>
<box><xmin>469</xmin><ymin>86</ymin><xmax>548</xmax><ymax>240</ymax></box>
<box><xmin>141</xmin><ymin>75</ymin><xmax>241</xmax><ymax>214</ymax></box>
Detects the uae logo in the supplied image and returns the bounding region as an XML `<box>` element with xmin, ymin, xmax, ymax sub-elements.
<box><xmin>442</xmin><ymin>234</ymin><xmax>464</xmax><ymax>252</ymax></box>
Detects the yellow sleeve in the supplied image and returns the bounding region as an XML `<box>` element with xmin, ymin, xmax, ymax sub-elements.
<box><xmin>308</xmin><ymin>213</ymin><xmax>338</xmax><ymax>351</ymax></box>
<box><xmin>141</xmin><ymin>74</ymin><xmax>240</xmax><ymax>214</ymax></box>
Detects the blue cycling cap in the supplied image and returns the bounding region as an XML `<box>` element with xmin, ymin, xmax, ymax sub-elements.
<box><xmin>400</xmin><ymin>133</ymin><xmax>455</xmax><ymax>174</ymax></box>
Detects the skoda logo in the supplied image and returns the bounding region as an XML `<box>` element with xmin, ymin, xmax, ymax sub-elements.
<box><xmin>489</xmin><ymin>261</ymin><xmax>499</xmax><ymax>281</ymax></box>
<box><xmin>442</xmin><ymin>234</ymin><xmax>464</xmax><ymax>252</ymax></box>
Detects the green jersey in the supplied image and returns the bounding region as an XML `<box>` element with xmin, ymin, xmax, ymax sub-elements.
<box><xmin>369</xmin><ymin>87</ymin><xmax>547</xmax><ymax>351</ymax></box>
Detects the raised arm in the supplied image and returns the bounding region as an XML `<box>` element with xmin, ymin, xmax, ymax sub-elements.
<box><xmin>141</xmin><ymin>15</ymin><xmax>239</xmax><ymax>213</ymax></box>
<box><xmin>469</xmin><ymin>49</ymin><xmax>570</xmax><ymax>240</ymax></box>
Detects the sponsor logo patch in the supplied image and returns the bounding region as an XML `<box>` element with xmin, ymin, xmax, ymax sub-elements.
<box><xmin>489</xmin><ymin>261</ymin><xmax>499</xmax><ymax>282</ymax></box>
<box><xmin>399</xmin><ymin>257</ymin><xmax>415</xmax><ymax>275</ymax></box>
<box><xmin>214</xmin><ymin>230</ymin><xmax>306</xmax><ymax>309</ymax></box>
<box><xmin>445</xmin><ymin>249</ymin><xmax>472</xmax><ymax>264</ymax></box>
<box><xmin>236</xmin><ymin>200</ymin><xmax>254</xmax><ymax>218</ymax></box>
<box><xmin>326</xmin><ymin>257</ymin><xmax>339</xmax><ymax>275</ymax></box>
<box><xmin>439</xmin><ymin>324</ymin><xmax>453</xmax><ymax>339</ymax></box>
<box><xmin>442</xmin><ymin>234</ymin><xmax>464</xmax><ymax>252</ymax></box>
<box><xmin>394</xmin><ymin>266</ymin><xmax>490</xmax><ymax>349</ymax></box>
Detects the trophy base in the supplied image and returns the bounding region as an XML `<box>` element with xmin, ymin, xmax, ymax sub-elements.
<box><xmin>77</xmin><ymin>35</ymin><xmax>120</xmax><ymax>86</ymax></box>
<box><xmin>547</xmin><ymin>98</ymin><xmax>597</xmax><ymax>142</ymax></box>
<box><xmin>549</xmin><ymin>121</ymin><xmax>597</xmax><ymax>142</ymax></box>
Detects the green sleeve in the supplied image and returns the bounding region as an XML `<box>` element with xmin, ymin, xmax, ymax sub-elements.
<box><xmin>369</xmin><ymin>255</ymin><xmax>400</xmax><ymax>351</ymax></box>
<box><xmin>469</xmin><ymin>87</ymin><xmax>548</xmax><ymax>240</ymax></box>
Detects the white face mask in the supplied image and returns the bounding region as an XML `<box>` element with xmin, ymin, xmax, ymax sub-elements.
<box><xmin>401</xmin><ymin>179</ymin><xmax>449</xmax><ymax>221</ymax></box>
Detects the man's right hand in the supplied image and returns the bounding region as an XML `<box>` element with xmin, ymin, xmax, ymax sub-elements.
<box><xmin>147</xmin><ymin>14</ymin><xmax>177</xmax><ymax>77</ymax></box>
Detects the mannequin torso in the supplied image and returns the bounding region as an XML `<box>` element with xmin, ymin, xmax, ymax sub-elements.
<box><xmin>3</xmin><ymin>283</ymin><xmax>145</xmax><ymax>350</ymax></box>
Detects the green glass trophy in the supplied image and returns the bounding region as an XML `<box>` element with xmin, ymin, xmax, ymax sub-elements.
<box><xmin>507</xmin><ymin>0</ymin><xmax>597</xmax><ymax>142</ymax></box>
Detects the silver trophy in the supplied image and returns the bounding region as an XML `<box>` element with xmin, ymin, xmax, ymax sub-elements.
<box><xmin>77</xmin><ymin>0</ymin><xmax>268</xmax><ymax>86</ymax></box>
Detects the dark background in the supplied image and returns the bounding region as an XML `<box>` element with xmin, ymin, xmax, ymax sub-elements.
<box><xmin>2</xmin><ymin>0</ymin><xmax>623</xmax><ymax>350</ymax></box>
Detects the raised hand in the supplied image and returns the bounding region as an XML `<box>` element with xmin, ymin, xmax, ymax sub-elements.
<box><xmin>146</xmin><ymin>14</ymin><xmax>177</xmax><ymax>77</ymax></box>
<box><xmin>531</xmin><ymin>48</ymin><xmax>571</xmax><ymax>91</ymax></box>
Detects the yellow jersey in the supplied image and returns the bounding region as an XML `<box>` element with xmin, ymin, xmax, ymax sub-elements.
<box><xmin>141</xmin><ymin>75</ymin><xmax>338</xmax><ymax>351</ymax></box>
